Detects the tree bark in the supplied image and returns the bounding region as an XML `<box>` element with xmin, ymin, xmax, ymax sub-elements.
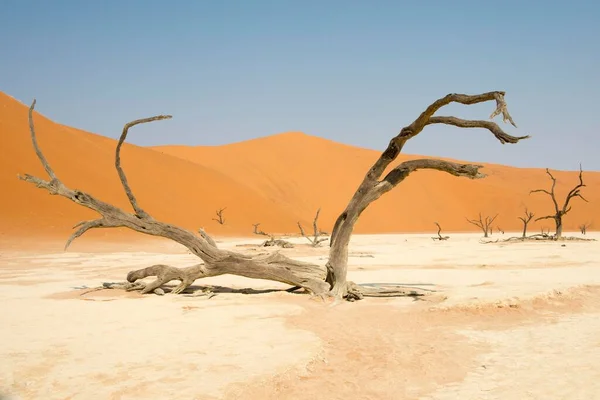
<box><xmin>19</xmin><ymin>91</ymin><xmax>528</xmax><ymax>300</ymax></box>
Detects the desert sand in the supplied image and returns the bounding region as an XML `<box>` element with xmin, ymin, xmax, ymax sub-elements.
<box><xmin>2</xmin><ymin>232</ymin><xmax>600</xmax><ymax>399</ymax></box>
<box><xmin>1</xmin><ymin>91</ymin><xmax>599</xmax><ymax>244</ymax></box>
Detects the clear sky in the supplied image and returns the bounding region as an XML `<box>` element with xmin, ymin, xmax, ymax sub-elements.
<box><xmin>1</xmin><ymin>0</ymin><xmax>598</xmax><ymax>170</ymax></box>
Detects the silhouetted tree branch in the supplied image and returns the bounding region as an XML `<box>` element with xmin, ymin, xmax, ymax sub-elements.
<box><xmin>518</xmin><ymin>208</ymin><xmax>535</xmax><ymax>238</ymax></box>
<box><xmin>212</xmin><ymin>207</ymin><xmax>226</xmax><ymax>225</ymax></box>
<box><xmin>530</xmin><ymin>165</ymin><xmax>587</xmax><ymax>239</ymax></box>
<box><xmin>466</xmin><ymin>213</ymin><xmax>498</xmax><ymax>238</ymax></box>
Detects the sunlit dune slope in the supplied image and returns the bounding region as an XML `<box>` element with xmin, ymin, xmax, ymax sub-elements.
<box><xmin>154</xmin><ymin>133</ymin><xmax>600</xmax><ymax>234</ymax></box>
<box><xmin>0</xmin><ymin>93</ymin><xmax>308</xmax><ymax>242</ymax></box>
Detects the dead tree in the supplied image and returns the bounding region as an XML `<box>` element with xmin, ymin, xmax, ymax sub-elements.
<box><xmin>530</xmin><ymin>166</ymin><xmax>587</xmax><ymax>239</ymax></box>
<box><xmin>20</xmin><ymin>92</ymin><xmax>527</xmax><ymax>300</ymax></box>
<box><xmin>298</xmin><ymin>208</ymin><xmax>328</xmax><ymax>247</ymax></box>
<box><xmin>518</xmin><ymin>208</ymin><xmax>535</xmax><ymax>238</ymax></box>
<box><xmin>579</xmin><ymin>222</ymin><xmax>592</xmax><ymax>235</ymax></box>
<box><xmin>497</xmin><ymin>226</ymin><xmax>504</xmax><ymax>234</ymax></box>
<box><xmin>212</xmin><ymin>208</ymin><xmax>226</xmax><ymax>225</ymax></box>
<box><xmin>252</xmin><ymin>223</ymin><xmax>268</xmax><ymax>237</ymax></box>
<box><xmin>252</xmin><ymin>223</ymin><xmax>293</xmax><ymax>248</ymax></box>
<box><xmin>432</xmin><ymin>222</ymin><xmax>450</xmax><ymax>241</ymax></box>
<box><xmin>466</xmin><ymin>213</ymin><xmax>499</xmax><ymax>238</ymax></box>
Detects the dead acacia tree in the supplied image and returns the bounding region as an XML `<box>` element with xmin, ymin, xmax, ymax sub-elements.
<box><xmin>530</xmin><ymin>166</ymin><xmax>587</xmax><ymax>239</ymax></box>
<box><xmin>466</xmin><ymin>213</ymin><xmax>498</xmax><ymax>238</ymax></box>
<box><xmin>20</xmin><ymin>92</ymin><xmax>527</xmax><ymax>300</ymax></box>
<box><xmin>298</xmin><ymin>208</ymin><xmax>328</xmax><ymax>247</ymax></box>
<box><xmin>518</xmin><ymin>208</ymin><xmax>535</xmax><ymax>238</ymax></box>
<box><xmin>579</xmin><ymin>222</ymin><xmax>592</xmax><ymax>235</ymax></box>
<box><xmin>212</xmin><ymin>207</ymin><xmax>226</xmax><ymax>225</ymax></box>
<box><xmin>497</xmin><ymin>226</ymin><xmax>504</xmax><ymax>234</ymax></box>
<box><xmin>431</xmin><ymin>222</ymin><xmax>450</xmax><ymax>241</ymax></box>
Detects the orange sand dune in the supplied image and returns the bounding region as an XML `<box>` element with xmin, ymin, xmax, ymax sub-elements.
<box><xmin>155</xmin><ymin>134</ymin><xmax>600</xmax><ymax>234</ymax></box>
<box><xmin>0</xmin><ymin>92</ymin><xmax>309</xmax><ymax>243</ymax></box>
<box><xmin>1</xmin><ymin>91</ymin><xmax>599</xmax><ymax>245</ymax></box>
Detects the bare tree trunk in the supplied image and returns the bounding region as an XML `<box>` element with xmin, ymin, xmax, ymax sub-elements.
<box><xmin>555</xmin><ymin>217</ymin><xmax>563</xmax><ymax>239</ymax></box>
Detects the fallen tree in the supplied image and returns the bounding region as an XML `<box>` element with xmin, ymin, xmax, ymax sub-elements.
<box><xmin>530</xmin><ymin>166</ymin><xmax>587</xmax><ymax>239</ymax></box>
<box><xmin>19</xmin><ymin>92</ymin><xmax>528</xmax><ymax>300</ymax></box>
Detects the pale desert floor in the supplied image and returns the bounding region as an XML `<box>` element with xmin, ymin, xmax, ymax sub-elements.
<box><xmin>1</xmin><ymin>232</ymin><xmax>600</xmax><ymax>399</ymax></box>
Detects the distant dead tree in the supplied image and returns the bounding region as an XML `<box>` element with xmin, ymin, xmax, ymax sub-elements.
<box><xmin>252</xmin><ymin>223</ymin><xmax>268</xmax><ymax>236</ymax></box>
<box><xmin>252</xmin><ymin>223</ymin><xmax>293</xmax><ymax>248</ymax></box>
<box><xmin>518</xmin><ymin>208</ymin><xmax>535</xmax><ymax>238</ymax></box>
<box><xmin>579</xmin><ymin>222</ymin><xmax>592</xmax><ymax>235</ymax></box>
<box><xmin>466</xmin><ymin>213</ymin><xmax>498</xmax><ymax>238</ymax></box>
<box><xmin>497</xmin><ymin>226</ymin><xmax>504</xmax><ymax>234</ymax></box>
<box><xmin>432</xmin><ymin>222</ymin><xmax>450</xmax><ymax>241</ymax></box>
<box><xmin>298</xmin><ymin>208</ymin><xmax>328</xmax><ymax>247</ymax></box>
<box><xmin>212</xmin><ymin>207</ymin><xmax>226</xmax><ymax>225</ymax></box>
<box><xmin>541</xmin><ymin>226</ymin><xmax>549</xmax><ymax>235</ymax></box>
<box><xmin>530</xmin><ymin>165</ymin><xmax>587</xmax><ymax>239</ymax></box>
<box><xmin>19</xmin><ymin>91</ymin><xmax>527</xmax><ymax>300</ymax></box>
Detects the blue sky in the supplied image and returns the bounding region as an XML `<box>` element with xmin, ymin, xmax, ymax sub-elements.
<box><xmin>1</xmin><ymin>0</ymin><xmax>598</xmax><ymax>170</ymax></box>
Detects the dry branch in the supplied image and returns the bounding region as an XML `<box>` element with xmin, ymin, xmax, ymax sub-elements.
<box><xmin>530</xmin><ymin>165</ymin><xmax>587</xmax><ymax>239</ymax></box>
<box><xmin>298</xmin><ymin>208</ymin><xmax>329</xmax><ymax>247</ymax></box>
<box><xmin>252</xmin><ymin>223</ymin><xmax>269</xmax><ymax>237</ymax></box>
<box><xmin>579</xmin><ymin>222</ymin><xmax>592</xmax><ymax>235</ymax></box>
<box><xmin>431</xmin><ymin>222</ymin><xmax>450</xmax><ymax>241</ymax></box>
<box><xmin>466</xmin><ymin>213</ymin><xmax>498</xmax><ymax>238</ymax></box>
<box><xmin>212</xmin><ymin>207</ymin><xmax>226</xmax><ymax>225</ymax></box>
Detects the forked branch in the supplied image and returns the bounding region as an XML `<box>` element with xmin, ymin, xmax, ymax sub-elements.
<box><xmin>252</xmin><ymin>223</ymin><xmax>269</xmax><ymax>237</ymax></box>
<box><xmin>298</xmin><ymin>208</ymin><xmax>329</xmax><ymax>247</ymax></box>
<box><xmin>530</xmin><ymin>165</ymin><xmax>587</xmax><ymax>239</ymax></box>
